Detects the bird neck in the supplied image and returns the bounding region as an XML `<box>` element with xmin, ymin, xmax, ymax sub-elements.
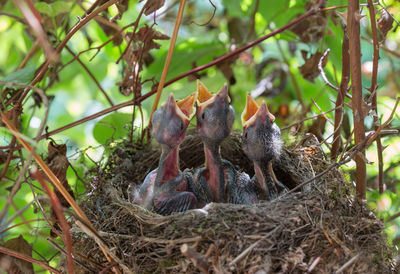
<box><xmin>156</xmin><ymin>144</ymin><xmax>180</xmax><ymax>187</ymax></box>
<box><xmin>204</xmin><ymin>142</ymin><xmax>225</xmax><ymax>202</ymax></box>
<box><xmin>253</xmin><ymin>159</ymin><xmax>277</xmax><ymax>199</ymax></box>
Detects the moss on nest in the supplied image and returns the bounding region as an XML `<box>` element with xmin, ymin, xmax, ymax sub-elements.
<box><xmin>72</xmin><ymin>130</ymin><xmax>396</xmax><ymax>273</ymax></box>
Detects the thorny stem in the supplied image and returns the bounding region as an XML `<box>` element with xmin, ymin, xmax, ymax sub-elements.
<box><xmin>348</xmin><ymin>0</ymin><xmax>366</xmax><ymax>199</ymax></box>
<box><xmin>367</xmin><ymin>0</ymin><xmax>384</xmax><ymax>194</ymax></box>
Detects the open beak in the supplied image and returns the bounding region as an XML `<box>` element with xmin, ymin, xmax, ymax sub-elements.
<box><xmin>241</xmin><ymin>94</ymin><xmax>275</xmax><ymax>128</ymax></box>
<box><xmin>197</xmin><ymin>80</ymin><xmax>230</xmax><ymax>108</ymax></box>
<box><xmin>176</xmin><ymin>91</ymin><xmax>198</xmax><ymax>120</ymax></box>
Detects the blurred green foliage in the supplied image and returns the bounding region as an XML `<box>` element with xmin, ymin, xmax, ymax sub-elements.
<box><xmin>0</xmin><ymin>0</ymin><xmax>399</xmax><ymax>271</ymax></box>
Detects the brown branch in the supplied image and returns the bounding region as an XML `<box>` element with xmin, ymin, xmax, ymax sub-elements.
<box><xmin>348</xmin><ymin>0</ymin><xmax>367</xmax><ymax>199</ymax></box>
<box><xmin>367</xmin><ymin>0</ymin><xmax>384</xmax><ymax>193</ymax></box>
<box><xmin>318</xmin><ymin>49</ymin><xmax>340</xmax><ymax>92</ymax></box>
<box><xmin>115</xmin><ymin>5</ymin><xmax>146</xmax><ymax>64</ymax></box>
<box><xmin>31</xmin><ymin>167</ymin><xmax>75</xmax><ymax>274</ymax></box>
<box><xmin>14</xmin><ymin>0</ymin><xmax>58</xmax><ymax>63</ymax></box>
<box><xmin>18</xmin><ymin>0</ymin><xmax>120</xmax><ymax>105</ymax></box>
<box><xmin>0</xmin><ymin>246</ymin><xmax>61</xmax><ymax>273</ymax></box>
<box><xmin>0</xmin><ymin>11</ymin><xmax>26</xmax><ymax>24</ymax></box>
<box><xmin>150</xmin><ymin>0</ymin><xmax>187</xmax><ymax>125</ymax></box>
<box><xmin>331</xmin><ymin>24</ymin><xmax>350</xmax><ymax>160</ymax></box>
<box><xmin>190</xmin><ymin>0</ymin><xmax>216</xmax><ymax>26</ymax></box>
<box><xmin>65</xmin><ymin>46</ymin><xmax>114</xmax><ymax>106</ymax></box>
<box><xmin>387</xmin><ymin>211</ymin><xmax>400</xmax><ymax>222</ymax></box>
<box><xmin>0</xmin><ymin>218</ymin><xmax>46</xmax><ymax>235</ymax></box>
<box><xmin>36</xmin><ymin>1</ymin><xmax>327</xmax><ymax>140</ymax></box>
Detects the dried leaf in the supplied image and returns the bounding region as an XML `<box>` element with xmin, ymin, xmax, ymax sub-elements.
<box><xmin>299</xmin><ymin>51</ymin><xmax>327</xmax><ymax>83</ymax></box>
<box><xmin>216</xmin><ymin>58</ymin><xmax>236</xmax><ymax>85</ymax></box>
<box><xmin>290</xmin><ymin>1</ymin><xmax>327</xmax><ymax>43</ymax></box>
<box><xmin>46</xmin><ymin>141</ymin><xmax>75</xmax><ymax>208</ymax></box>
<box><xmin>0</xmin><ymin>235</ymin><xmax>34</xmax><ymax>274</ymax></box>
<box><xmin>134</xmin><ymin>25</ymin><xmax>169</xmax><ymax>53</ymax></box>
<box><xmin>140</xmin><ymin>0</ymin><xmax>166</xmax><ymax>16</ymax></box>
<box><xmin>116</xmin><ymin>0</ymin><xmax>130</xmax><ymax>19</ymax></box>
<box><xmin>377</xmin><ymin>10</ymin><xmax>394</xmax><ymax>41</ymax></box>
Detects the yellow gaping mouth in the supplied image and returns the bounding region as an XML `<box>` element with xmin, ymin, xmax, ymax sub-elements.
<box><xmin>241</xmin><ymin>94</ymin><xmax>275</xmax><ymax>128</ymax></box>
<box><xmin>196</xmin><ymin>80</ymin><xmax>230</xmax><ymax>108</ymax></box>
<box><xmin>176</xmin><ymin>91</ymin><xmax>197</xmax><ymax>120</ymax></box>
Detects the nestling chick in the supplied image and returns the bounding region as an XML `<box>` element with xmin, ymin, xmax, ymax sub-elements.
<box><xmin>241</xmin><ymin>94</ymin><xmax>288</xmax><ymax>201</ymax></box>
<box><xmin>189</xmin><ymin>81</ymin><xmax>238</xmax><ymax>204</ymax></box>
<box><xmin>133</xmin><ymin>93</ymin><xmax>198</xmax><ymax>215</ymax></box>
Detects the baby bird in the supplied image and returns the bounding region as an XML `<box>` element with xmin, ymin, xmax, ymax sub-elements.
<box><xmin>134</xmin><ymin>93</ymin><xmax>198</xmax><ymax>215</ymax></box>
<box><xmin>190</xmin><ymin>81</ymin><xmax>237</xmax><ymax>204</ymax></box>
<box><xmin>241</xmin><ymin>94</ymin><xmax>288</xmax><ymax>201</ymax></box>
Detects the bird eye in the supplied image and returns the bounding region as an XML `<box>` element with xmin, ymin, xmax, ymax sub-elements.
<box><xmin>244</xmin><ymin>131</ymin><xmax>248</xmax><ymax>139</ymax></box>
<box><xmin>180</xmin><ymin>121</ymin><xmax>184</xmax><ymax>130</ymax></box>
<box><xmin>201</xmin><ymin>112</ymin><xmax>206</xmax><ymax>120</ymax></box>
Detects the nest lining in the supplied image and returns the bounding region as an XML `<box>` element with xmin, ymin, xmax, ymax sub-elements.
<box><xmin>72</xmin><ymin>131</ymin><xmax>396</xmax><ymax>273</ymax></box>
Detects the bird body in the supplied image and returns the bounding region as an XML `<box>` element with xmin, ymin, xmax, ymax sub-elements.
<box><xmin>241</xmin><ymin>94</ymin><xmax>288</xmax><ymax>202</ymax></box>
<box><xmin>189</xmin><ymin>81</ymin><xmax>237</xmax><ymax>204</ymax></box>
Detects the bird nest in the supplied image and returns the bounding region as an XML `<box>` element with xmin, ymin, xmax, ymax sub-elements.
<box><xmin>72</xmin><ymin>131</ymin><xmax>396</xmax><ymax>273</ymax></box>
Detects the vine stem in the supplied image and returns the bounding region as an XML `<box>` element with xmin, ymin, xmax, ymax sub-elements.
<box><xmin>348</xmin><ymin>0</ymin><xmax>366</xmax><ymax>199</ymax></box>
<box><xmin>367</xmin><ymin>0</ymin><xmax>384</xmax><ymax>194</ymax></box>
<box><xmin>149</xmin><ymin>0</ymin><xmax>187</xmax><ymax>125</ymax></box>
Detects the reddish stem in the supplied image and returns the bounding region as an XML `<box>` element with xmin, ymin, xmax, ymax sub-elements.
<box><xmin>32</xmin><ymin>167</ymin><xmax>75</xmax><ymax>274</ymax></box>
<box><xmin>367</xmin><ymin>0</ymin><xmax>384</xmax><ymax>194</ymax></box>
<box><xmin>348</xmin><ymin>0</ymin><xmax>367</xmax><ymax>199</ymax></box>
<box><xmin>331</xmin><ymin>26</ymin><xmax>350</xmax><ymax>160</ymax></box>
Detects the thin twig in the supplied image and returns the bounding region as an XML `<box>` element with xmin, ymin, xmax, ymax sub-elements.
<box><xmin>75</xmin><ymin>220</ymin><xmax>132</xmax><ymax>274</ymax></box>
<box><xmin>0</xmin><ymin>246</ymin><xmax>61</xmax><ymax>273</ymax></box>
<box><xmin>367</xmin><ymin>0</ymin><xmax>384</xmax><ymax>193</ymax></box>
<box><xmin>318</xmin><ymin>49</ymin><xmax>339</xmax><ymax>91</ymax></box>
<box><xmin>334</xmin><ymin>253</ymin><xmax>360</xmax><ymax>273</ymax></box>
<box><xmin>149</xmin><ymin>0</ymin><xmax>187</xmax><ymax>125</ymax></box>
<box><xmin>14</xmin><ymin>0</ymin><xmax>57</xmax><ymax>63</ymax></box>
<box><xmin>31</xmin><ymin>166</ymin><xmax>75</xmax><ymax>274</ymax></box>
<box><xmin>65</xmin><ymin>46</ymin><xmax>114</xmax><ymax>106</ymax></box>
<box><xmin>18</xmin><ymin>0</ymin><xmax>120</xmax><ymax>105</ymax></box>
<box><xmin>0</xmin><ymin>81</ymin><xmax>48</xmax><ymax>225</ymax></box>
<box><xmin>331</xmin><ymin>24</ymin><xmax>350</xmax><ymax>160</ymax></box>
<box><xmin>35</xmin><ymin>1</ymin><xmax>328</xmax><ymax>140</ymax></box>
<box><xmin>0</xmin><ymin>11</ymin><xmax>26</xmax><ymax>24</ymax></box>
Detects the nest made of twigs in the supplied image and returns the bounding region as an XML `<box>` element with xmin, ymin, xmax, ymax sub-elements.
<box><xmin>72</xmin><ymin>130</ymin><xmax>396</xmax><ymax>273</ymax></box>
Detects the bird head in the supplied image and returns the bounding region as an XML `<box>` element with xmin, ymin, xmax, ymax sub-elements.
<box><xmin>241</xmin><ymin>94</ymin><xmax>281</xmax><ymax>162</ymax></box>
<box><xmin>196</xmin><ymin>80</ymin><xmax>235</xmax><ymax>145</ymax></box>
<box><xmin>152</xmin><ymin>92</ymin><xmax>197</xmax><ymax>147</ymax></box>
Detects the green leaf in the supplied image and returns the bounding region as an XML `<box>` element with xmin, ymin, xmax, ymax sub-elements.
<box><xmin>35</xmin><ymin>1</ymin><xmax>71</xmax><ymax>17</ymax></box>
<box><xmin>0</xmin><ymin>66</ymin><xmax>36</xmax><ymax>89</ymax></box>
<box><xmin>35</xmin><ymin>2</ymin><xmax>52</xmax><ymax>16</ymax></box>
<box><xmin>93</xmin><ymin>113</ymin><xmax>132</xmax><ymax>144</ymax></box>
